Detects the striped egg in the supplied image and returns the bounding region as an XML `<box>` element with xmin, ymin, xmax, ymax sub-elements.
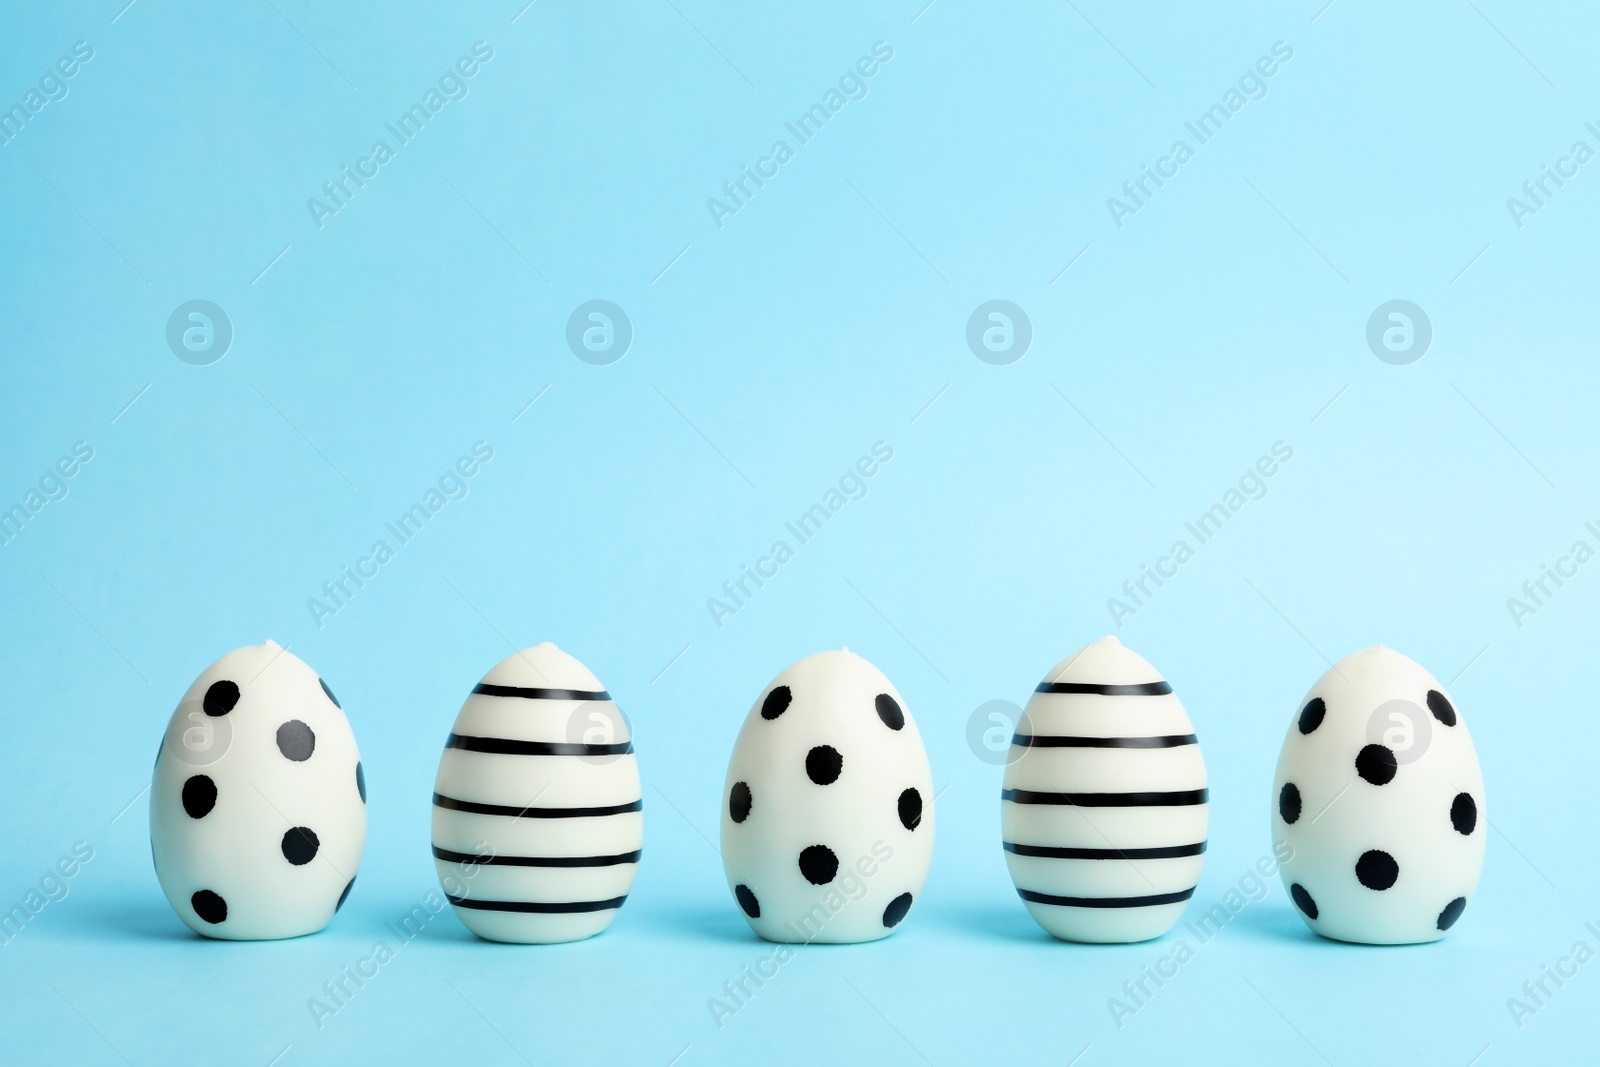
<box><xmin>1001</xmin><ymin>636</ymin><xmax>1207</xmax><ymax>943</ymax></box>
<box><xmin>431</xmin><ymin>643</ymin><xmax>641</xmax><ymax>944</ymax></box>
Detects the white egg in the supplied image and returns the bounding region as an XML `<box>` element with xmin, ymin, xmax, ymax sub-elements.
<box><xmin>1272</xmin><ymin>646</ymin><xmax>1485</xmax><ymax>944</ymax></box>
<box><xmin>431</xmin><ymin>643</ymin><xmax>641</xmax><ymax>944</ymax></box>
<box><xmin>720</xmin><ymin>649</ymin><xmax>934</xmax><ymax>943</ymax></box>
<box><xmin>150</xmin><ymin>641</ymin><xmax>366</xmax><ymax>940</ymax></box>
<box><xmin>1002</xmin><ymin>636</ymin><xmax>1207</xmax><ymax>943</ymax></box>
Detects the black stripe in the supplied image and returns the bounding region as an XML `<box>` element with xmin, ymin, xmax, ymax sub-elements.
<box><xmin>446</xmin><ymin>733</ymin><xmax>632</xmax><ymax>757</ymax></box>
<box><xmin>1034</xmin><ymin>681</ymin><xmax>1173</xmax><ymax>696</ymax></box>
<box><xmin>1004</xmin><ymin>841</ymin><xmax>1207</xmax><ymax>860</ymax></box>
<box><xmin>1012</xmin><ymin>733</ymin><xmax>1196</xmax><ymax>749</ymax></box>
<box><xmin>472</xmin><ymin>683</ymin><xmax>612</xmax><ymax>701</ymax></box>
<box><xmin>447</xmin><ymin>894</ymin><xmax>627</xmax><ymax>914</ymax></box>
<box><xmin>1001</xmin><ymin>788</ymin><xmax>1208</xmax><ymax>807</ymax></box>
<box><xmin>432</xmin><ymin>793</ymin><xmax>643</xmax><ymax>819</ymax></box>
<box><xmin>433</xmin><ymin>845</ymin><xmax>641</xmax><ymax>868</ymax></box>
<box><xmin>1017</xmin><ymin>887</ymin><xmax>1196</xmax><ymax>908</ymax></box>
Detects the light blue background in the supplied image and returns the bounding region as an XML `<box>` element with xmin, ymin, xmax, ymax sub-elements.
<box><xmin>1</xmin><ymin>1</ymin><xmax>1595</xmax><ymax>1063</ymax></box>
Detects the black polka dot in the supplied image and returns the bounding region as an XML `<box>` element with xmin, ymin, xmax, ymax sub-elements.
<box><xmin>735</xmin><ymin>883</ymin><xmax>761</xmax><ymax>918</ymax></box>
<box><xmin>356</xmin><ymin>762</ymin><xmax>366</xmax><ymax>803</ymax></box>
<box><xmin>336</xmin><ymin>877</ymin><xmax>355</xmax><ymax>913</ymax></box>
<box><xmin>806</xmin><ymin>745</ymin><xmax>843</xmax><ymax>785</ymax></box>
<box><xmin>882</xmin><ymin>892</ymin><xmax>913</xmax><ymax>928</ymax></box>
<box><xmin>1451</xmin><ymin>792</ymin><xmax>1477</xmax><ymax>835</ymax></box>
<box><xmin>1355</xmin><ymin>744</ymin><xmax>1398</xmax><ymax>786</ymax></box>
<box><xmin>1437</xmin><ymin>896</ymin><xmax>1467</xmax><ymax>931</ymax></box>
<box><xmin>204</xmin><ymin>680</ymin><xmax>240</xmax><ymax>717</ymax></box>
<box><xmin>1290</xmin><ymin>883</ymin><xmax>1318</xmax><ymax>919</ymax></box>
<box><xmin>760</xmin><ymin>685</ymin><xmax>792</xmax><ymax>720</ymax></box>
<box><xmin>799</xmin><ymin>845</ymin><xmax>839</xmax><ymax>885</ymax></box>
<box><xmin>282</xmin><ymin>826</ymin><xmax>320</xmax><ymax>866</ymax></box>
<box><xmin>1297</xmin><ymin>698</ymin><xmax>1326</xmax><ymax>735</ymax></box>
<box><xmin>320</xmin><ymin>678</ymin><xmax>341</xmax><ymax>708</ymax></box>
<box><xmin>191</xmin><ymin>890</ymin><xmax>227</xmax><ymax>924</ymax></box>
<box><xmin>276</xmin><ymin>720</ymin><xmax>315</xmax><ymax>761</ymax></box>
<box><xmin>898</xmin><ymin>787</ymin><xmax>923</xmax><ymax>830</ymax></box>
<box><xmin>729</xmin><ymin>781</ymin><xmax>752</xmax><ymax>823</ymax></box>
<box><xmin>181</xmin><ymin>775</ymin><xmax>217</xmax><ymax>819</ymax></box>
<box><xmin>1356</xmin><ymin>849</ymin><xmax>1399</xmax><ymax>890</ymax></box>
<box><xmin>1427</xmin><ymin>690</ymin><xmax>1457</xmax><ymax>727</ymax></box>
<box><xmin>1279</xmin><ymin>782</ymin><xmax>1301</xmax><ymax>824</ymax></box>
<box><xmin>875</xmin><ymin>693</ymin><xmax>904</xmax><ymax>731</ymax></box>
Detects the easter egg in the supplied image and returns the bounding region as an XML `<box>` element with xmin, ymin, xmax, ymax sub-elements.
<box><xmin>1272</xmin><ymin>646</ymin><xmax>1485</xmax><ymax>944</ymax></box>
<box><xmin>431</xmin><ymin>643</ymin><xmax>641</xmax><ymax>944</ymax></box>
<box><xmin>720</xmin><ymin>649</ymin><xmax>933</xmax><ymax>943</ymax></box>
<box><xmin>1001</xmin><ymin>636</ymin><xmax>1207</xmax><ymax>943</ymax></box>
<box><xmin>150</xmin><ymin>640</ymin><xmax>365</xmax><ymax>940</ymax></box>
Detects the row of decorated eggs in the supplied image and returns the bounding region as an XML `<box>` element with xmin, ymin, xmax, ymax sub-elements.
<box><xmin>150</xmin><ymin>637</ymin><xmax>1484</xmax><ymax>946</ymax></box>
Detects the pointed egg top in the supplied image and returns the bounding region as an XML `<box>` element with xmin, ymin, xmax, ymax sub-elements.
<box><xmin>479</xmin><ymin>643</ymin><xmax>606</xmax><ymax>691</ymax></box>
<box><xmin>1042</xmin><ymin>635</ymin><xmax>1166</xmax><ymax>688</ymax></box>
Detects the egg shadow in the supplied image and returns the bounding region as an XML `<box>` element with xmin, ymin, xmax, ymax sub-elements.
<box><xmin>407</xmin><ymin>915</ymin><xmax>486</xmax><ymax>944</ymax></box>
<box><xmin>67</xmin><ymin>897</ymin><xmax>199</xmax><ymax>942</ymax></box>
<box><xmin>1227</xmin><ymin>902</ymin><xmax>1327</xmax><ymax>945</ymax></box>
<box><xmin>1231</xmin><ymin>903</ymin><xmax>1452</xmax><ymax>953</ymax></box>
<box><xmin>938</xmin><ymin>901</ymin><xmax>1061</xmax><ymax>945</ymax></box>
<box><xmin>630</xmin><ymin>902</ymin><xmax>767</xmax><ymax>944</ymax></box>
<box><xmin>388</xmin><ymin>898</ymin><xmax>760</xmax><ymax>946</ymax></box>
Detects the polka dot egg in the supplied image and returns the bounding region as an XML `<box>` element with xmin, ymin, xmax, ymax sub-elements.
<box><xmin>150</xmin><ymin>641</ymin><xmax>366</xmax><ymax>940</ymax></box>
<box><xmin>1272</xmin><ymin>646</ymin><xmax>1485</xmax><ymax>944</ymax></box>
<box><xmin>720</xmin><ymin>649</ymin><xmax>933</xmax><ymax>943</ymax></box>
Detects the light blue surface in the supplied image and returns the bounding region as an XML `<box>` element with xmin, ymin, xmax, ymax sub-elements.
<box><xmin>1</xmin><ymin>1</ymin><xmax>1595</xmax><ymax>1063</ymax></box>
